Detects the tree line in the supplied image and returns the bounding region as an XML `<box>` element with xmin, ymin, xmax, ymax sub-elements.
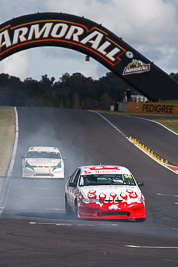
<box><xmin>0</xmin><ymin>72</ymin><xmax>177</xmax><ymax>110</ymax></box>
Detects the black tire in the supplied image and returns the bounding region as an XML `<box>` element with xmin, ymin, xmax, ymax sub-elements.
<box><xmin>74</xmin><ymin>200</ymin><xmax>79</xmax><ymax>219</ymax></box>
<box><xmin>135</xmin><ymin>218</ymin><xmax>146</xmax><ymax>222</ymax></box>
<box><xmin>65</xmin><ymin>196</ymin><xmax>72</xmax><ymax>217</ymax></box>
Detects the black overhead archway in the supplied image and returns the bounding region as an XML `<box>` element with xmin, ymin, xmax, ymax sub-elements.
<box><xmin>0</xmin><ymin>12</ymin><xmax>178</xmax><ymax>101</ymax></box>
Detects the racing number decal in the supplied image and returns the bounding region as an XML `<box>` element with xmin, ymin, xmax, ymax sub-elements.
<box><xmin>124</xmin><ymin>174</ymin><xmax>132</xmax><ymax>179</ymax></box>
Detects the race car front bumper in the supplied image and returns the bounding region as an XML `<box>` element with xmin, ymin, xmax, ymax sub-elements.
<box><xmin>78</xmin><ymin>201</ymin><xmax>146</xmax><ymax>220</ymax></box>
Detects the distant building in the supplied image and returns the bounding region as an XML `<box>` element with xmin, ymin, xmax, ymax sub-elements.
<box><xmin>131</xmin><ymin>95</ymin><xmax>148</xmax><ymax>103</ymax></box>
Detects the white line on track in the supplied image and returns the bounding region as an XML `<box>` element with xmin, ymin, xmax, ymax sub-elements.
<box><xmin>157</xmin><ymin>193</ymin><xmax>178</xmax><ymax>205</ymax></box>
<box><xmin>7</xmin><ymin>107</ymin><xmax>19</xmax><ymax>176</ymax></box>
<box><xmin>143</xmin><ymin>227</ymin><xmax>178</xmax><ymax>231</ymax></box>
<box><xmin>157</xmin><ymin>193</ymin><xmax>178</xmax><ymax>197</ymax></box>
<box><xmin>125</xmin><ymin>245</ymin><xmax>178</xmax><ymax>249</ymax></box>
<box><xmin>28</xmin><ymin>222</ymin><xmax>178</xmax><ymax>231</ymax></box>
<box><xmin>57</xmin><ymin>223</ymin><xmax>73</xmax><ymax>226</ymax></box>
<box><xmin>125</xmin><ymin>114</ymin><xmax>178</xmax><ymax>136</ymax></box>
<box><xmin>21</xmin><ymin>187</ymin><xmax>60</xmax><ymax>190</ymax></box>
<box><xmin>29</xmin><ymin>222</ymin><xmax>73</xmax><ymax>226</ymax></box>
<box><xmin>21</xmin><ymin>196</ymin><xmax>62</xmax><ymax>199</ymax></box>
<box><xmin>151</xmin><ymin>120</ymin><xmax>178</xmax><ymax>136</ymax></box>
<box><xmin>22</xmin><ymin>207</ymin><xmax>64</xmax><ymax>211</ymax></box>
<box><xmin>43</xmin><ymin>208</ymin><xmax>63</xmax><ymax>211</ymax></box>
<box><xmin>0</xmin><ymin>107</ymin><xmax>19</xmax><ymax>215</ymax></box>
<box><xmin>29</xmin><ymin>222</ymin><xmax>96</xmax><ymax>227</ymax></box>
<box><xmin>91</xmin><ymin>111</ymin><xmax>178</xmax><ymax>175</ymax></box>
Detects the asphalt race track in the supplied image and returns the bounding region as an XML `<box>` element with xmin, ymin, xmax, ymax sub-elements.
<box><xmin>0</xmin><ymin>107</ymin><xmax>178</xmax><ymax>267</ymax></box>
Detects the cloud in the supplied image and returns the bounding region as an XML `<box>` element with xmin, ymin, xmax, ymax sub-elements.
<box><xmin>45</xmin><ymin>0</ymin><xmax>178</xmax><ymax>44</ymax></box>
<box><xmin>22</xmin><ymin>47</ymin><xmax>108</xmax><ymax>81</ymax></box>
<box><xmin>0</xmin><ymin>0</ymin><xmax>46</xmax><ymax>22</ymax></box>
<box><xmin>0</xmin><ymin>51</ymin><xmax>29</xmax><ymax>79</ymax></box>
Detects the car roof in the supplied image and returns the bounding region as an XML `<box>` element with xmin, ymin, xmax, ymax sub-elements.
<box><xmin>27</xmin><ymin>146</ymin><xmax>60</xmax><ymax>153</ymax></box>
<box><xmin>79</xmin><ymin>165</ymin><xmax>132</xmax><ymax>175</ymax></box>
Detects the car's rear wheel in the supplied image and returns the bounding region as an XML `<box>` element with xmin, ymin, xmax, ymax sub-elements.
<box><xmin>74</xmin><ymin>200</ymin><xmax>79</xmax><ymax>219</ymax></box>
<box><xmin>65</xmin><ymin>195</ymin><xmax>72</xmax><ymax>217</ymax></box>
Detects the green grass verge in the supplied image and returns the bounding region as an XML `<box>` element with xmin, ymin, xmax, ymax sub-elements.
<box><xmin>155</xmin><ymin>119</ymin><xmax>178</xmax><ymax>133</ymax></box>
<box><xmin>0</xmin><ymin>107</ymin><xmax>15</xmax><ymax>178</ymax></box>
<box><xmin>159</xmin><ymin>100</ymin><xmax>178</xmax><ymax>104</ymax></box>
<box><xmin>94</xmin><ymin>109</ymin><xmax>178</xmax><ymax>133</ymax></box>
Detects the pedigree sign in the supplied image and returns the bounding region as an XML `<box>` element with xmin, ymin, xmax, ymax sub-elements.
<box><xmin>128</xmin><ymin>102</ymin><xmax>178</xmax><ymax>115</ymax></box>
<box><xmin>0</xmin><ymin>17</ymin><xmax>125</xmax><ymax>65</ymax></box>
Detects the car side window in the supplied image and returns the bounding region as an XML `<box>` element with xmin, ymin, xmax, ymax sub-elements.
<box><xmin>69</xmin><ymin>169</ymin><xmax>80</xmax><ymax>183</ymax></box>
<box><xmin>68</xmin><ymin>170</ymin><xmax>77</xmax><ymax>183</ymax></box>
<box><xmin>68</xmin><ymin>176</ymin><xmax>73</xmax><ymax>183</ymax></box>
<box><xmin>73</xmin><ymin>169</ymin><xmax>81</xmax><ymax>185</ymax></box>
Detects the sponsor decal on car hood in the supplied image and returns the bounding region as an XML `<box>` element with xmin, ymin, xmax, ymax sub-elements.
<box><xmin>26</xmin><ymin>158</ymin><xmax>61</xmax><ymax>166</ymax></box>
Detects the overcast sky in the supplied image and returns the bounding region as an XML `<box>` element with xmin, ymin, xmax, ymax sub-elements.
<box><xmin>0</xmin><ymin>0</ymin><xmax>178</xmax><ymax>81</ymax></box>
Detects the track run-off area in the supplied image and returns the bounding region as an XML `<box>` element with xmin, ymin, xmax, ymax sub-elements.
<box><xmin>0</xmin><ymin>107</ymin><xmax>178</xmax><ymax>267</ymax></box>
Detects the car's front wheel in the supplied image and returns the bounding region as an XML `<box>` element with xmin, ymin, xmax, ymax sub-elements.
<box><xmin>135</xmin><ymin>218</ymin><xmax>146</xmax><ymax>222</ymax></box>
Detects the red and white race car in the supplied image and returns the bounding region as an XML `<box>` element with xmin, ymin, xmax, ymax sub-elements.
<box><xmin>65</xmin><ymin>165</ymin><xmax>146</xmax><ymax>221</ymax></box>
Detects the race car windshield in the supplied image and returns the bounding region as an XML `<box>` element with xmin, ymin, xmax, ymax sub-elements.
<box><xmin>79</xmin><ymin>174</ymin><xmax>136</xmax><ymax>186</ymax></box>
<box><xmin>26</xmin><ymin>151</ymin><xmax>61</xmax><ymax>159</ymax></box>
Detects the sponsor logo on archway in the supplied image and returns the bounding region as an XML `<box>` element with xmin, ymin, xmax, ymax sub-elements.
<box><xmin>128</xmin><ymin>102</ymin><xmax>178</xmax><ymax>115</ymax></box>
<box><xmin>0</xmin><ymin>20</ymin><xmax>126</xmax><ymax>65</ymax></box>
<box><xmin>123</xmin><ymin>59</ymin><xmax>150</xmax><ymax>75</ymax></box>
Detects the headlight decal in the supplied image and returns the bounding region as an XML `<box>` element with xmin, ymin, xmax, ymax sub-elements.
<box><xmin>87</xmin><ymin>190</ymin><xmax>97</xmax><ymax>200</ymax></box>
<box><xmin>138</xmin><ymin>198</ymin><xmax>143</xmax><ymax>203</ymax></box>
<box><xmin>52</xmin><ymin>161</ymin><xmax>61</xmax><ymax>171</ymax></box>
<box><xmin>25</xmin><ymin>160</ymin><xmax>34</xmax><ymax>171</ymax></box>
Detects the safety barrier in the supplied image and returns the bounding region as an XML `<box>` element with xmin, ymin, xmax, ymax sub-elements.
<box><xmin>129</xmin><ymin>136</ymin><xmax>178</xmax><ymax>174</ymax></box>
<box><xmin>129</xmin><ymin>136</ymin><xmax>168</xmax><ymax>165</ymax></box>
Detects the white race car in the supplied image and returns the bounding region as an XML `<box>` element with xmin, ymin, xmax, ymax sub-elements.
<box><xmin>22</xmin><ymin>146</ymin><xmax>64</xmax><ymax>178</ymax></box>
<box><xmin>65</xmin><ymin>165</ymin><xmax>146</xmax><ymax>221</ymax></box>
